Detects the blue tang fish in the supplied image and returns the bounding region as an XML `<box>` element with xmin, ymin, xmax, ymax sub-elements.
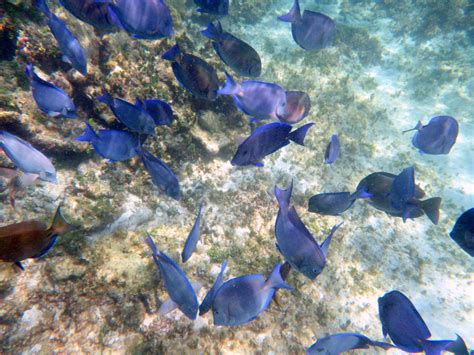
<box><xmin>324</xmin><ymin>134</ymin><xmax>340</xmax><ymax>164</ymax></box>
<box><xmin>0</xmin><ymin>131</ymin><xmax>56</xmax><ymax>183</ymax></box>
<box><xmin>59</xmin><ymin>0</ymin><xmax>116</xmax><ymax>31</ymax></box>
<box><xmin>181</xmin><ymin>203</ymin><xmax>203</xmax><ymax>263</ymax></box>
<box><xmin>405</xmin><ymin>116</ymin><xmax>459</xmax><ymax>155</ymax></box>
<box><xmin>202</xmin><ymin>21</ymin><xmax>261</xmax><ymax>77</ymax></box>
<box><xmin>108</xmin><ymin>0</ymin><xmax>173</xmax><ymax>39</ymax></box>
<box><xmin>231</xmin><ymin>122</ymin><xmax>313</xmax><ymax>167</ymax></box>
<box><xmin>75</xmin><ymin>122</ymin><xmax>139</xmax><ymax>162</ymax></box>
<box><xmin>390</xmin><ymin>166</ymin><xmax>418</xmax><ymax>221</ymax></box>
<box><xmin>211</xmin><ymin>263</ymin><xmax>293</xmax><ymax>326</ymax></box>
<box><xmin>199</xmin><ymin>260</ymin><xmax>228</xmax><ymax>315</ymax></box>
<box><xmin>97</xmin><ymin>91</ymin><xmax>156</xmax><ymax>135</ymax></box>
<box><xmin>218</xmin><ymin>72</ymin><xmax>286</xmax><ymax>120</ymax></box>
<box><xmin>278</xmin><ymin>0</ymin><xmax>335</xmax><ymax>50</ymax></box>
<box><xmin>275</xmin><ymin>181</ymin><xmax>343</xmax><ymax>279</ymax></box>
<box><xmin>35</xmin><ymin>0</ymin><xmax>87</xmax><ymax>75</ymax></box>
<box><xmin>378</xmin><ymin>290</ymin><xmax>458</xmax><ymax>355</ymax></box>
<box><xmin>308</xmin><ymin>190</ymin><xmax>371</xmax><ymax>216</ymax></box>
<box><xmin>162</xmin><ymin>44</ymin><xmax>220</xmax><ymax>101</ymax></box>
<box><xmin>136</xmin><ymin>98</ymin><xmax>174</xmax><ymax>126</ymax></box>
<box><xmin>25</xmin><ymin>64</ymin><xmax>76</xmax><ymax>118</ymax></box>
<box><xmin>450</xmin><ymin>208</ymin><xmax>474</xmax><ymax>257</ymax></box>
<box><xmin>138</xmin><ymin>148</ymin><xmax>181</xmax><ymax>201</ymax></box>
<box><xmin>194</xmin><ymin>0</ymin><xmax>228</xmax><ymax>15</ymax></box>
<box><xmin>144</xmin><ymin>234</ymin><xmax>198</xmax><ymax>320</ymax></box>
<box><xmin>306</xmin><ymin>333</ymin><xmax>394</xmax><ymax>355</ymax></box>
<box><xmin>276</xmin><ymin>91</ymin><xmax>311</xmax><ymax>124</ymax></box>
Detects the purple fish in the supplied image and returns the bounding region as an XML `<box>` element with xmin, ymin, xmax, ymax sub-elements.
<box><xmin>450</xmin><ymin>208</ymin><xmax>474</xmax><ymax>257</ymax></box>
<box><xmin>137</xmin><ymin>98</ymin><xmax>174</xmax><ymax>126</ymax></box>
<box><xmin>324</xmin><ymin>134</ymin><xmax>340</xmax><ymax>164</ymax></box>
<box><xmin>308</xmin><ymin>190</ymin><xmax>371</xmax><ymax>216</ymax></box>
<box><xmin>194</xmin><ymin>0</ymin><xmax>228</xmax><ymax>15</ymax></box>
<box><xmin>276</xmin><ymin>91</ymin><xmax>311</xmax><ymax>124</ymax></box>
<box><xmin>307</xmin><ymin>333</ymin><xmax>393</xmax><ymax>355</ymax></box>
<box><xmin>59</xmin><ymin>0</ymin><xmax>116</xmax><ymax>31</ymax></box>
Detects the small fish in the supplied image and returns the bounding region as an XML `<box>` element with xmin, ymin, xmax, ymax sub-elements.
<box><xmin>194</xmin><ymin>0</ymin><xmax>228</xmax><ymax>15</ymax></box>
<box><xmin>137</xmin><ymin>148</ymin><xmax>181</xmax><ymax>201</ymax></box>
<box><xmin>201</xmin><ymin>21</ymin><xmax>261</xmax><ymax>77</ymax></box>
<box><xmin>211</xmin><ymin>263</ymin><xmax>293</xmax><ymax>326</ymax></box>
<box><xmin>181</xmin><ymin>203</ymin><xmax>204</xmax><ymax>263</ymax></box>
<box><xmin>218</xmin><ymin>72</ymin><xmax>286</xmax><ymax>120</ymax></box>
<box><xmin>404</xmin><ymin>116</ymin><xmax>459</xmax><ymax>155</ymax></box>
<box><xmin>25</xmin><ymin>64</ymin><xmax>76</xmax><ymax>118</ymax></box>
<box><xmin>231</xmin><ymin>122</ymin><xmax>313</xmax><ymax>167</ymax></box>
<box><xmin>35</xmin><ymin>0</ymin><xmax>87</xmax><ymax>75</ymax></box>
<box><xmin>59</xmin><ymin>0</ymin><xmax>116</xmax><ymax>31</ymax></box>
<box><xmin>199</xmin><ymin>260</ymin><xmax>228</xmax><ymax>315</ymax></box>
<box><xmin>162</xmin><ymin>44</ymin><xmax>220</xmax><ymax>101</ymax></box>
<box><xmin>306</xmin><ymin>333</ymin><xmax>394</xmax><ymax>355</ymax></box>
<box><xmin>136</xmin><ymin>98</ymin><xmax>174</xmax><ymax>126</ymax></box>
<box><xmin>378</xmin><ymin>290</ymin><xmax>458</xmax><ymax>354</ymax></box>
<box><xmin>276</xmin><ymin>91</ymin><xmax>311</xmax><ymax>124</ymax></box>
<box><xmin>324</xmin><ymin>134</ymin><xmax>340</xmax><ymax>164</ymax></box>
<box><xmin>0</xmin><ymin>206</ymin><xmax>76</xmax><ymax>270</ymax></box>
<box><xmin>0</xmin><ymin>131</ymin><xmax>57</xmax><ymax>183</ymax></box>
<box><xmin>144</xmin><ymin>234</ymin><xmax>198</xmax><ymax>320</ymax></box>
<box><xmin>0</xmin><ymin>167</ymin><xmax>39</xmax><ymax>208</ymax></box>
<box><xmin>356</xmin><ymin>171</ymin><xmax>441</xmax><ymax>225</ymax></box>
<box><xmin>308</xmin><ymin>190</ymin><xmax>371</xmax><ymax>216</ymax></box>
<box><xmin>107</xmin><ymin>0</ymin><xmax>173</xmax><ymax>39</ymax></box>
<box><xmin>275</xmin><ymin>181</ymin><xmax>342</xmax><ymax>280</ymax></box>
<box><xmin>278</xmin><ymin>0</ymin><xmax>335</xmax><ymax>50</ymax></box>
<box><xmin>449</xmin><ymin>208</ymin><xmax>474</xmax><ymax>257</ymax></box>
<box><xmin>97</xmin><ymin>91</ymin><xmax>156</xmax><ymax>135</ymax></box>
<box><xmin>75</xmin><ymin>122</ymin><xmax>139</xmax><ymax>162</ymax></box>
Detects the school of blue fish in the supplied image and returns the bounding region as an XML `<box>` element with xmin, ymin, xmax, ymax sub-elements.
<box><xmin>0</xmin><ymin>0</ymin><xmax>472</xmax><ymax>354</ymax></box>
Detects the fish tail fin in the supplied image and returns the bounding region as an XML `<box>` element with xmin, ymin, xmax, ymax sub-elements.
<box><xmin>75</xmin><ymin>122</ymin><xmax>98</xmax><ymax>142</ymax></box>
<box><xmin>320</xmin><ymin>222</ymin><xmax>343</xmax><ymax>258</ymax></box>
<box><xmin>402</xmin><ymin>120</ymin><xmax>423</xmax><ymax>133</ymax></box>
<box><xmin>278</xmin><ymin>0</ymin><xmax>301</xmax><ymax>22</ymax></box>
<box><xmin>350</xmin><ymin>188</ymin><xmax>372</xmax><ymax>200</ymax></box>
<box><xmin>217</xmin><ymin>71</ymin><xmax>240</xmax><ymax>96</ymax></box>
<box><xmin>288</xmin><ymin>122</ymin><xmax>314</xmax><ymax>146</ymax></box>
<box><xmin>266</xmin><ymin>263</ymin><xmax>294</xmax><ymax>290</ymax></box>
<box><xmin>24</xmin><ymin>63</ymin><xmax>35</xmax><ymax>80</ymax></box>
<box><xmin>144</xmin><ymin>233</ymin><xmax>159</xmax><ymax>255</ymax></box>
<box><xmin>420</xmin><ymin>339</ymin><xmax>454</xmax><ymax>355</ymax></box>
<box><xmin>274</xmin><ymin>180</ymin><xmax>293</xmax><ymax>209</ymax></box>
<box><xmin>445</xmin><ymin>335</ymin><xmax>469</xmax><ymax>355</ymax></box>
<box><xmin>97</xmin><ymin>90</ymin><xmax>113</xmax><ymax>105</ymax></box>
<box><xmin>161</xmin><ymin>44</ymin><xmax>181</xmax><ymax>61</ymax></box>
<box><xmin>34</xmin><ymin>0</ymin><xmax>51</xmax><ymax>16</ymax></box>
<box><xmin>50</xmin><ymin>206</ymin><xmax>77</xmax><ymax>234</ymax></box>
<box><xmin>201</xmin><ymin>21</ymin><xmax>223</xmax><ymax>40</ymax></box>
<box><xmin>421</xmin><ymin>197</ymin><xmax>442</xmax><ymax>225</ymax></box>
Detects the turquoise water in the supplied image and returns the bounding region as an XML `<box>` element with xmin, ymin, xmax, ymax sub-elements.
<box><xmin>0</xmin><ymin>0</ymin><xmax>473</xmax><ymax>353</ymax></box>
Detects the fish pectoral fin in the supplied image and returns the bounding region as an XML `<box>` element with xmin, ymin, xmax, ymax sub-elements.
<box><xmin>61</xmin><ymin>55</ymin><xmax>72</xmax><ymax>64</ymax></box>
<box><xmin>255</xmin><ymin>162</ymin><xmax>264</xmax><ymax>167</ymax></box>
<box><xmin>15</xmin><ymin>261</ymin><xmax>25</xmax><ymax>271</ymax></box>
<box><xmin>159</xmin><ymin>298</ymin><xmax>178</xmax><ymax>316</ymax></box>
<box><xmin>47</xmin><ymin>111</ymin><xmax>61</xmax><ymax>117</ymax></box>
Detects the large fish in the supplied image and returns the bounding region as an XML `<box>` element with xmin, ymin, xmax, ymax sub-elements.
<box><xmin>0</xmin><ymin>130</ymin><xmax>56</xmax><ymax>183</ymax></box>
<box><xmin>450</xmin><ymin>208</ymin><xmax>474</xmax><ymax>257</ymax></box>
<box><xmin>201</xmin><ymin>21</ymin><xmax>261</xmax><ymax>77</ymax></box>
<box><xmin>35</xmin><ymin>0</ymin><xmax>87</xmax><ymax>75</ymax></box>
<box><xmin>194</xmin><ymin>0</ymin><xmax>228</xmax><ymax>15</ymax></box>
<box><xmin>25</xmin><ymin>64</ymin><xmax>76</xmax><ymax>119</ymax></box>
<box><xmin>278</xmin><ymin>0</ymin><xmax>335</xmax><ymax>50</ymax></box>
<box><xmin>306</xmin><ymin>333</ymin><xmax>393</xmax><ymax>355</ymax></box>
<box><xmin>0</xmin><ymin>206</ymin><xmax>76</xmax><ymax>270</ymax></box>
<box><xmin>59</xmin><ymin>0</ymin><xmax>116</xmax><ymax>31</ymax></box>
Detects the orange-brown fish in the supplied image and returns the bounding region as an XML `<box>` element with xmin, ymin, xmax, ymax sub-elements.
<box><xmin>0</xmin><ymin>207</ymin><xmax>76</xmax><ymax>270</ymax></box>
<box><xmin>0</xmin><ymin>167</ymin><xmax>39</xmax><ymax>208</ymax></box>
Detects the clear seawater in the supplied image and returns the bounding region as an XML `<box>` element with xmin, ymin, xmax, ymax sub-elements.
<box><xmin>0</xmin><ymin>0</ymin><xmax>473</xmax><ymax>353</ymax></box>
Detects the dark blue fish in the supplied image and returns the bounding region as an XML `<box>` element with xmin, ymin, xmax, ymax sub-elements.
<box><xmin>324</xmin><ymin>134</ymin><xmax>340</xmax><ymax>164</ymax></box>
<box><xmin>378</xmin><ymin>290</ymin><xmax>458</xmax><ymax>354</ymax></box>
<box><xmin>35</xmin><ymin>0</ymin><xmax>87</xmax><ymax>75</ymax></box>
<box><xmin>211</xmin><ymin>263</ymin><xmax>292</xmax><ymax>326</ymax></box>
<box><xmin>278</xmin><ymin>0</ymin><xmax>335</xmax><ymax>50</ymax></box>
<box><xmin>308</xmin><ymin>190</ymin><xmax>371</xmax><ymax>216</ymax></box>
<box><xmin>201</xmin><ymin>21</ymin><xmax>261</xmax><ymax>77</ymax></box>
<box><xmin>136</xmin><ymin>98</ymin><xmax>174</xmax><ymax>126</ymax></box>
<box><xmin>231</xmin><ymin>122</ymin><xmax>313</xmax><ymax>167</ymax></box>
<box><xmin>405</xmin><ymin>116</ymin><xmax>459</xmax><ymax>155</ymax></box>
<box><xmin>59</xmin><ymin>0</ymin><xmax>116</xmax><ymax>31</ymax></box>
<box><xmin>356</xmin><ymin>172</ymin><xmax>441</xmax><ymax>225</ymax></box>
<box><xmin>97</xmin><ymin>91</ymin><xmax>156</xmax><ymax>135</ymax></box>
<box><xmin>75</xmin><ymin>122</ymin><xmax>139</xmax><ymax>162</ymax></box>
<box><xmin>25</xmin><ymin>64</ymin><xmax>76</xmax><ymax>119</ymax></box>
<box><xmin>194</xmin><ymin>0</ymin><xmax>228</xmax><ymax>15</ymax></box>
<box><xmin>199</xmin><ymin>260</ymin><xmax>227</xmax><ymax>315</ymax></box>
<box><xmin>276</xmin><ymin>91</ymin><xmax>311</xmax><ymax>124</ymax></box>
<box><xmin>107</xmin><ymin>0</ymin><xmax>173</xmax><ymax>39</ymax></box>
<box><xmin>162</xmin><ymin>44</ymin><xmax>220</xmax><ymax>101</ymax></box>
<box><xmin>144</xmin><ymin>234</ymin><xmax>198</xmax><ymax>320</ymax></box>
<box><xmin>218</xmin><ymin>72</ymin><xmax>286</xmax><ymax>120</ymax></box>
<box><xmin>275</xmin><ymin>181</ymin><xmax>342</xmax><ymax>280</ymax></box>
<box><xmin>450</xmin><ymin>208</ymin><xmax>474</xmax><ymax>257</ymax></box>
<box><xmin>0</xmin><ymin>131</ymin><xmax>56</xmax><ymax>183</ymax></box>
<box><xmin>138</xmin><ymin>148</ymin><xmax>181</xmax><ymax>201</ymax></box>
<box><xmin>306</xmin><ymin>333</ymin><xmax>394</xmax><ymax>355</ymax></box>
<box><xmin>390</xmin><ymin>166</ymin><xmax>417</xmax><ymax>221</ymax></box>
<box><xmin>181</xmin><ymin>203</ymin><xmax>203</xmax><ymax>263</ymax></box>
